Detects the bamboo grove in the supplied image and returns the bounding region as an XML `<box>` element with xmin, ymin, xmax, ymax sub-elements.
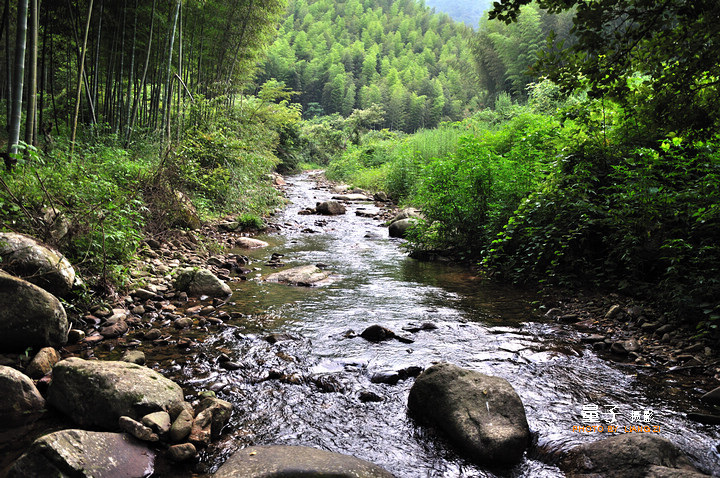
<box><xmin>1</xmin><ymin>0</ymin><xmax>286</xmax><ymax>167</ymax></box>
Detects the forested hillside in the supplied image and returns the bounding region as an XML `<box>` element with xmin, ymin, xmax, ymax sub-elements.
<box><xmin>257</xmin><ymin>0</ymin><xmax>482</xmax><ymax>132</ymax></box>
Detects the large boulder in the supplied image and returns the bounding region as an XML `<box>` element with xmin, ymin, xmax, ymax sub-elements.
<box><xmin>0</xmin><ymin>270</ymin><xmax>68</xmax><ymax>352</ymax></box>
<box><xmin>560</xmin><ymin>433</ymin><xmax>711</xmax><ymax>477</ymax></box>
<box><xmin>0</xmin><ymin>232</ymin><xmax>76</xmax><ymax>296</ymax></box>
<box><xmin>214</xmin><ymin>445</ymin><xmax>394</xmax><ymax>478</ymax></box>
<box><xmin>173</xmin><ymin>267</ymin><xmax>231</xmax><ymax>297</ymax></box>
<box><xmin>265</xmin><ymin>265</ymin><xmax>331</xmax><ymax>287</ymax></box>
<box><xmin>48</xmin><ymin>357</ymin><xmax>184</xmax><ymax>430</ymax></box>
<box><xmin>0</xmin><ymin>366</ymin><xmax>46</xmax><ymax>426</ymax></box>
<box><xmin>388</xmin><ymin>208</ymin><xmax>422</xmax><ymax>224</ymax></box>
<box><xmin>171</xmin><ymin>190</ymin><xmax>201</xmax><ymax>230</ymax></box>
<box><xmin>407</xmin><ymin>362</ymin><xmax>530</xmax><ymax>466</ymax></box>
<box><xmin>388</xmin><ymin>218</ymin><xmax>415</xmax><ymax>238</ymax></box>
<box><xmin>316</xmin><ymin>201</ymin><xmax>346</xmax><ymax>215</ymax></box>
<box><xmin>7</xmin><ymin>429</ymin><xmax>155</xmax><ymax>478</ymax></box>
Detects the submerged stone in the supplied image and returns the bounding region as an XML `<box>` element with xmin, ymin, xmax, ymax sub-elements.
<box><xmin>214</xmin><ymin>445</ymin><xmax>394</xmax><ymax>478</ymax></box>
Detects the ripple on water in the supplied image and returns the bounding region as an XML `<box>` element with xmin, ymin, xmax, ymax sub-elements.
<box><xmin>116</xmin><ymin>173</ymin><xmax>720</xmax><ymax>477</ymax></box>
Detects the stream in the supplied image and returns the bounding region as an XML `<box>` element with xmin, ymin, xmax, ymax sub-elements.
<box><xmin>150</xmin><ymin>172</ymin><xmax>720</xmax><ymax>476</ymax></box>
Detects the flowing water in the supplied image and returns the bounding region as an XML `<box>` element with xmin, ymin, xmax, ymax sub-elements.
<box><xmin>153</xmin><ymin>171</ymin><xmax>719</xmax><ymax>477</ymax></box>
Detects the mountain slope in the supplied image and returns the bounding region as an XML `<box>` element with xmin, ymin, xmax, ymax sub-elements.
<box><xmin>257</xmin><ymin>0</ymin><xmax>484</xmax><ymax>132</ymax></box>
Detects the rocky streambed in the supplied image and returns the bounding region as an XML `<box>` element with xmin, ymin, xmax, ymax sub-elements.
<box><xmin>1</xmin><ymin>171</ymin><xmax>720</xmax><ymax>477</ymax></box>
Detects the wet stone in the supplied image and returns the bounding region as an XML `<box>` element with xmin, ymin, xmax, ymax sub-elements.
<box><xmin>26</xmin><ymin>347</ymin><xmax>61</xmax><ymax>379</ymax></box>
<box><xmin>168</xmin><ymin>442</ymin><xmax>197</xmax><ymax>462</ymax></box>
<box><xmin>174</xmin><ymin>317</ymin><xmax>194</xmax><ymax>329</ymax></box>
<box><xmin>371</xmin><ymin>371</ymin><xmax>400</xmax><ymax>385</ymax></box>
<box><xmin>119</xmin><ymin>416</ymin><xmax>159</xmax><ymax>442</ymax></box>
<box><xmin>143</xmin><ymin>328</ymin><xmax>162</xmax><ymax>340</ymax></box>
<box><xmin>220</xmin><ymin>361</ymin><xmax>242</xmax><ymax>371</ymax></box>
<box><xmin>360</xmin><ymin>325</ymin><xmax>396</xmax><ymax>342</ymax></box>
<box><xmin>142</xmin><ymin>411</ymin><xmax>172</xmax><ymax>434</ymax></box>
<box><xmin>170</xmin><ymin>409</ymin><xmax>194</xmax><ymax>442</ymax></box>
<box><xmin>359</xmin><ymin>391</ymin><xmax>384</xmax><ymax>403</ymax></box>
<box><xmin>214</xmin><ymin>445</ymin><xmax>394</xmax><ymax>478</ymax></box>
<box><xmin>121</xmin><ymin>350</ymin><xmax>146</xmax><ymax>365</ymax></box>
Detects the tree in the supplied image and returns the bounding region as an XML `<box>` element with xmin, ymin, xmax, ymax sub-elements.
<box><xmin>490</xmin><ymin>0</ymin><xmax>720</xmax><ymax>137</ymax></box>
<box><xmin>6</xmin><ymin>0</ymin><xmax>28</xmax><ymax>170</ymax></box>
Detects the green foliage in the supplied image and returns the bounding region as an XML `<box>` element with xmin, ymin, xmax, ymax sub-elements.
<box><xmin>0</xmin><ymin>139</ymin><xmax>147</xmax><ymax>286</ymax></box>
<box><xmin>237</xmin><ymin>213</ymin><xmax>266</xmax><ymax>231</ymax></box>
<box><xmin>410</xmin><ymin>111</ymin><xmax>559</xmax><ymax>255</ymax></box>
<box><xmin>258</xmin><ymin>0</ymin><xmax>482</xmax><ymax>132</ymax></box>
<box><xmin>469</xmin><ymin>3</ymin><xmax>574</xmax><ymax>103</ymax></box>
<box><xmin>490</xmin><ymin>0</ymin><xmax>720</xmax><ymax>139</ymax></box>
<box><xmin>482</xmin><ymin>104</ymin><xmax>720</xmax><ymax>330</ymax></box>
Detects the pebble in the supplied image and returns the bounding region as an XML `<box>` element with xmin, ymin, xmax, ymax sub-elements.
<box><xmin>121</xmin><ymin>350</ymin><xmax>146</xmax><ymax>365</ymax></box>
<box><xmin>143</xmin><ymin>328</ymin><xmax>162</xmax><ymax>340</ymax></box>
<box><xmin>174</xmin><ymin>317</ymin><xmax>194</xmax><ymax>329</ymax></box>
<box><xmin>119</xmin><ymin>416</ymin><xmax>159</xmax><ymax>442</ymax></box>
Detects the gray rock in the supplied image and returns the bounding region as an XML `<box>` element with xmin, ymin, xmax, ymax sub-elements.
<box><xmin>48</xmin><ymin>357</ymin><xmax>184</xmax><ymax>429</ymax></box>
<box><xmin>42</xmin><ymin>207</ymin><xmax>71</xmax><ymax>243</ymax></box>
<box><xmin>7</xmin><ymin>429</ymin><xmax>155</xmax><ymax>478</ymax></box>
<box><xmin>235</xmin><ymin>237</ymin><xmax>270</xmax><ymax>249</ymax></box>
<box><xmin>373</xmin><ymin>191</ymin><xmax>389</xmax><ymax>202</ymax></box>
<box><xmin>388</xmin><ymin>218</ymin><xmax>415</xmax><ymax>238</ymax></box>
<box><xmin>142</xmin><ymin>411</ymin><xmax>172</xmax><ymax>434</ymax></box>
<box><xmin>316</xmin><ymin>201</ymin><xmax>346</xmax><ymax>215</ymax></box>
<box><xmin>214</xmin><ymin>445</ymin><xmax>394</xmax><ymax>478</ymax></box>
<box><xmin>0</xmin><ymin>270</ymin><xmax>68</xmax><ymax>352</ymax></box>
<box><xmin>99</xmin><ymin>318</ymin><xmax>129</xmax><ymax>338</ymax></box>
<box><xmin>0</xmin><ymin>365</ymin><xmax>46</xmax><ymax>426</ymax></box>
<box><xmin>168</xmin><ymin>442</ymin><xmax>197</xmax><ymax>462</ymax></box>
<box><xmin>408</xmin><ymin>362</ymin><xmax>530</xmax><ymax>466</ymax></box>
<box><xmin>611</xmin><ymin>339</ymin><xmax>641</xmax><ymax>355</ymax></box>
<box><xmin>265</xmin><ymin>265</ymin><xmax>331</xmax><ymax>287</ymax></box>
<box><xmin>132</xmin><ymin>288</ymin><xmax>157</xmax><ymax>300</ymax></box>
<box><xmin>26</xmin><ymin>346</ymin><xmax>61</xmax><ymax>379</ymax></box>
<box><xmin>119</xmin><ymin>415</ymin><xmax>159</xmax><ymax>442</ymax></box>
<box><xmin>0</xmin><ymin>232</ymin><xmax>76</xmax><ymax>296</ymax></box>
<box><xmin>144</xmin><ymin>328</ymin><xmax>162</xmax><ymax>341</ymax></box>
<box><xmin>189</xmin><ymin>397</ymin><xmax>232</xmax><ymax>446</ymax></box>
<box><xmin>171</xmin><ymin>190</ymin><xmax>201</xmax><ymax>230</ymax></box>
<box><xmin>121</xmin><ymin>350</ymin><xmax>146</xmax><ymax>365</ymax></box>
<box><xmin>169</xmin><ymin>400</ymin><xmax>194</xmax><ymax>420</ymax></box>
<box><xmin>560</xmin><ymin>433</ymin><xmax>710</xmax><ymax>477</ymax></box>
<box><xmin>174</xmin><ymin>267</ymin><xmax>231</xmax><ymax>297</ymax></box>
<box><xmin>388</xmin><ymin>208</ymin><xmax>422</xmax><ymax>223</ymax></box>
<box><xmin>174</xmin><ymin>317</ymin><xmax>194</xmax><ymax>329</ymax></box>
<box><xmin>170</xmin><ymin>408</ymin><xmax>194</xmax><ymax>442</ymax></box>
